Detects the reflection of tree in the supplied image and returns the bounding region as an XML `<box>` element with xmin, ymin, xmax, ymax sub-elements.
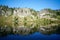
<box><xmin>29</xmin><ymin>24</ymin><xmax>39</xmax><ymax>34</ymax></box>
<box><xmin>38</xmin><ymin>24</ymin><xmax>60</xmax><ymax>35</ymax></box>
<box><xmin>14</xmin><ymin>17</ymin><xmax>18</xmax><ymax>26</ymax></box>
<box><xmin>24</xmin><ymin>17</ymin><xmax>27</xmax><ymax>26</ymax></box>
<box><xmin>0</xmin><ymin>26</ymin><xmax>13</xmax><ymax>36</ymax></box>
<box><xmin>55</xmin><ymin>24</ymin><xmax>60</xmax><ymax>34</ymax></box>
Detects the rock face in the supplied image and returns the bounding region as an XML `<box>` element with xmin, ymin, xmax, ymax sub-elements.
<box><xmin>38</xmin><ymin>9</ymin><xmax>56</xmax><ymax>18</ymax></box>
<box><xmin>0</xmin><ymin>6</ymin><xmax>59</xmax><ymax>19</ymax></box>
<box><xmin>38</xmin><ymin>9</ymin><xmax>50</xmax><ymax>18</ymax></box>
<box><xmin>0</xmin><ymin>6</ymin><xmax>13</xmax><ymax>17</ymax></box>
<box><xmin>14</xmin><ymin>8</ymin><xmax>32</xmax><ymax>17</ymax></box>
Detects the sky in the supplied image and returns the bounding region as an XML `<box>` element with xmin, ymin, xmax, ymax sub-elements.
<box><xmin>0</xmin><ymin>0</ymin><xmax>60</xmax><ymax>11</ymax></box>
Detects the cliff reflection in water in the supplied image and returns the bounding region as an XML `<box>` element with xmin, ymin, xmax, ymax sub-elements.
<box><xmin>0</xmin><ymin>21</ymin><xmax>60</xmax><ymax>36</ymax></box>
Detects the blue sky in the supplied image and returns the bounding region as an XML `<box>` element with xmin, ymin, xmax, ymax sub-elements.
<box><xmin>0</xmin><ymin>0</ymin><xmax>60</xmax><ymax>11</ymax></box>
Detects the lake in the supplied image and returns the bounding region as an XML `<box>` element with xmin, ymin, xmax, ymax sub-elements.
<box><xmin>0</xmin><ymin>24</ymin><xmax>60</xmax><ymax>40</ymax></box>
<box><xmin>0</xmin><ymin>32</ymin><xmax>60</xmax><ymax>40</ymax></box>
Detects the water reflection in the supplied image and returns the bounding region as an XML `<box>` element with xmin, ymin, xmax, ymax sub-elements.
<box><xmin>0</xmin><ymin>16</ymin><xmax>60</xmax><ymax>36</ymax></box>
<box><xmin>0</xmin><ymin>32</ymin><xmax>60</xmax><ymax>40</ymax></box>
<box><xmin>0</xmin><ymin>20</ymin><xmax>60</xmax><ymax>36</ymax></box>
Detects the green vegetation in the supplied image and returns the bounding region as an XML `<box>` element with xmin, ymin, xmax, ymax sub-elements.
<box><xmin>0</xmin><ymin>6</ymin><xmax>60</xmax><ymax>26</ymax></box>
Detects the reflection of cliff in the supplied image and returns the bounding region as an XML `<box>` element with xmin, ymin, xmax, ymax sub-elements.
<box><xmin>0</xmin><ymin>24</ymin><xmax>60</xmax><ymax>36</ymax></box>
<box><xmin>38</xmin><ymin>25</ymin><xmax>59</xmax><ymax>35</ymax></box>
<box><xmin>0</xmin><ymin>6</ymin><xmax>60</xmax><ymax>36</ymax></box>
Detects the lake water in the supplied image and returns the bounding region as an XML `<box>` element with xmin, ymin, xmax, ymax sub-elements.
<box><xmin>0</xmin><ymin>21</ymin><xmax>60</xmax><ymax>40</ymax></box>
<box><xmin>0</xmin><ymin>32</ymin><xmax>60</xmax><ymax>40</ymax></box>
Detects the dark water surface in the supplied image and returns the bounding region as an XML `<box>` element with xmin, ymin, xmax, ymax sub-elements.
<box><xmin>0</xmin><ymin>24</ymin><xmax>60</xmax><ymax>40</ymax></box>
<box><xmin>0</xmin><ymin>32</ymin><xmax>60</xmax><ymax>40</ymax></box>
